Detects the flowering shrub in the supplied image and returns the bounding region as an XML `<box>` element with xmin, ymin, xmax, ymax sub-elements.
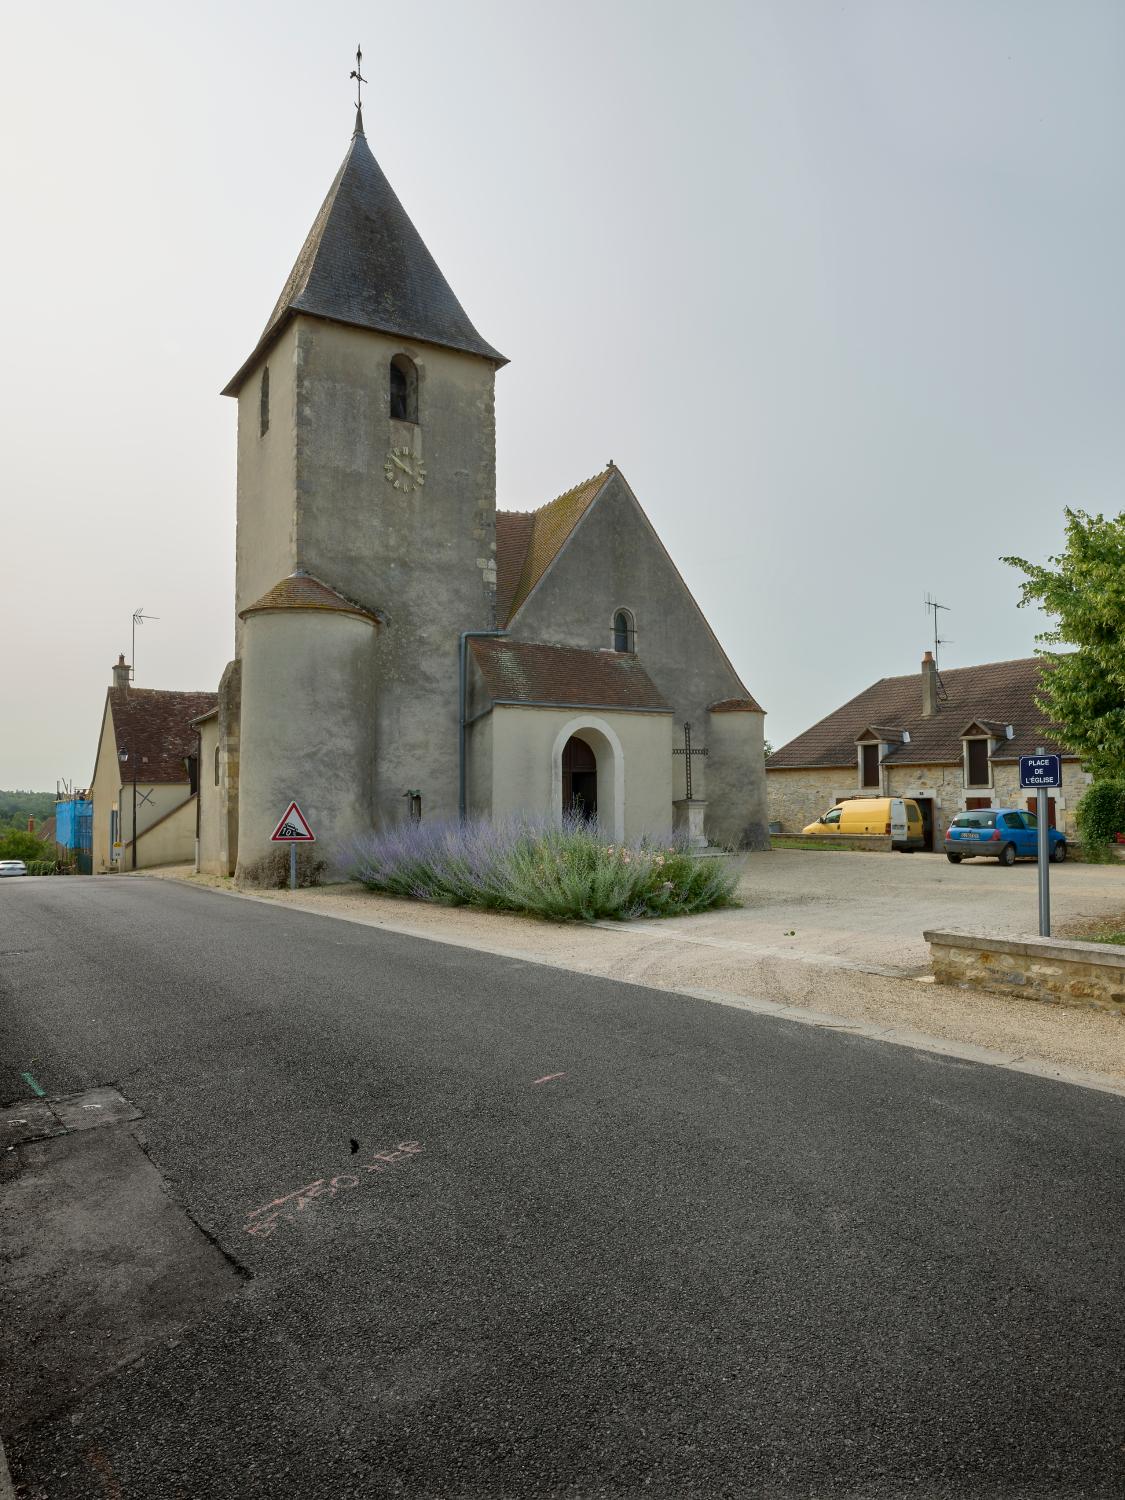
<box><xmin>349</xmin><ymin>816</ymin><xmax>739</xmax><ymax>922</ymax></box>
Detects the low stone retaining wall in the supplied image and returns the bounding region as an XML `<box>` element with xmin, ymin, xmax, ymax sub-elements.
<box><xmin>771</xmin><ymin>834</ymin><xmax>893</xmax><ymax>853</ymax></box>
<box><xmin>925</xmin><ymin>929</ymin><xmax>1125</xmax><ymax>1016</ymax></box>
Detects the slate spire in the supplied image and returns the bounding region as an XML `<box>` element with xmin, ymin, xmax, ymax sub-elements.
<box><xmin>223</xmin><ymin>120</ymin><xmax>505</xmax><ymax>394</ymax></box>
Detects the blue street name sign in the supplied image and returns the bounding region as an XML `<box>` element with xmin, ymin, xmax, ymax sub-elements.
<box><xmin>1019</xmin><ymin>753</ymin><xmax>1061</xmax><ymax>789</ymax></box>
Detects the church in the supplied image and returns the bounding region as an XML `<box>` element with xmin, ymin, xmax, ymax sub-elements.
<box><xmin>192</xmin><ymin>100</ymin><xmax>767</xmax><ymax>880</ymax></box>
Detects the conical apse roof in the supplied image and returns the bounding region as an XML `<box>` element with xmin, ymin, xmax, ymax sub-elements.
<box><xmin>223</xmin><ymin>117</ymin><xmax>505</xmax><ymax>394</ymax></box>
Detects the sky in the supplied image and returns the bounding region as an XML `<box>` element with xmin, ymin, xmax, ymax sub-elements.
<box><xmin>2</xmin><ymin>0</ymin><xmax>1123</xmax><ymax>790</ymax></box>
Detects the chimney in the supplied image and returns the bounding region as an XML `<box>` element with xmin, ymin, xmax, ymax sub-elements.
<box><xmin>112</xmin><ymin>654</ymin><xmax>130</xmax><ymax>691</ymax></box>
<box><xmin>921</xmin><ymin>650</ymin><xmax>938</xmax><ymax>718</ymax></box>
<box><xmin>27</xmin><ymin>816</ymin><xmax>35</xmax><ymax>834</ymax></box>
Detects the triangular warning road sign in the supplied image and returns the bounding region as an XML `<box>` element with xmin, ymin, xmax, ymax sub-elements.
<box><xmin>270</xmin><ymin>801</ymin><xmax>316</xmax><ymax>842</ymax></box>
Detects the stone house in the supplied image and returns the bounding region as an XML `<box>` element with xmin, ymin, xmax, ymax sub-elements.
<box><xmin>188</xmin><ymin>100</ymin><xmax>767</xmax><ymax>879</ymax></box>
<box><xmin>767</xmin><ymin>652</ymin><xmax>1087</xmax><ymax>849</ymax></box>
<box><xmin>88</xmin><ymin>655</ymin><xmax>216</xmax><ymax>872</ymax></box>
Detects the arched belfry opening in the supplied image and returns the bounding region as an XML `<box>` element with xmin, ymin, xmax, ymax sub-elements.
<box><xmin>389</xmin><ymin>354</ymin><xmax>418</xmax><ymax>423</ymax></box>
<box><xmin>562</xmin><ymin>735</ymin><xmax>598</xmax><ymax>822</ymax></box>
<box><xmin>613</xmin><ymin>609</ymin><xmax>634</xmax><ymax>652</ymax></box>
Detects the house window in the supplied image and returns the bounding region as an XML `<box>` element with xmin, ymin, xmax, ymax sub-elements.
<box><xmin>966</xmin><ymin>738</ymin><xmax>989</xmax><ymax>786</ymax></box>
<box><xmin>861</xmin><ymin>742</ymin><xmax>880</xmax><ymax>788</ymax></box>
<box><xmin>390</xmin><ymin>355</ymin><xmax>418</xmax><ymax>422</ymax></box>
<box><xmin>613</xmin><ymin>609</ymin><xmax>635</xmax><ymax>652</ymax></box>
<box><xmin>259</xmin><ymin>366</ymin><xmax>270</xmax><ymax>436</ymax></box>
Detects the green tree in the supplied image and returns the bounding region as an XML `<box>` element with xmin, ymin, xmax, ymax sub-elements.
<box><xmin>0</xmin><ymin>829</ymin><xmax>51</xmax><ymax>863</ymax></box>
<box><xmin>0</xmin><ymin>790</ymin><xmax>55</xmax><ymax>825</ymax></box>
<box><xmin>1003</xmin><ymin>509</ymin><xmax>1125</xmax><ymax>778</ymax></box>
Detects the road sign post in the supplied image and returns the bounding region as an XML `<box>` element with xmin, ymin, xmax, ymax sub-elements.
<box><xmin>269</xmin><ymin>801</ymin><xmax>316</xmax><ymax>891</ymax></box>
<box><xmin>1019</xmin><ymin>750</ymin><xmax>1061</xmax><ymax>937</ymax></box>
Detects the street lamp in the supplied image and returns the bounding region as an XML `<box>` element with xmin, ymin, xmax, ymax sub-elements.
<box><xmin>118</xmin><ymin>747</ymin><xmax>137</xmax><ymax>871</ymax></box>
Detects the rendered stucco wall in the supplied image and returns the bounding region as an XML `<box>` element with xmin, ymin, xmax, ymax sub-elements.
<box><xmin>508</xmin><ymin>473</ymin><xmax>767</xmax><ymax>848</ymax></box>
<box><xmin>233</xmin><ymin>322</ymin><xmax>299</xmax><ymax>652</ymax></box>
<box><xmin>236</xmin><ymin>608</ymin><xmax>377</xmax><ymax>881</ymax></box>
<box><xmin>486</xmin><ymin>705</ymin><xmax>673</xmax><ymax>843</ymax></box>
<box><xmin>197</xmin><ymin>717</ymin><xmax>222</xmax><ymax>875</ymax></box>
<box><xmin>132</xmin><ymin>796</ymin><xmax>197</xmax><ymax>869</ymax></box>
<box><xmin>707</xmin><ymin>708</ymin><xmax>766</xmax><ymax>847</ymax></box>
<box><xmin>89</xmin><ymin>704</ymin><xmax>120</xmax><ymax>873</ymax></box>
<box><xmin>217</xmin><ymin>659</ymin><xmax>241</xmax><ymax>877</ymax></box>
<box><xmin>466</xmin><ymin>712</ymin><xmax>493</xmax><ymax>820</ymax></box>
<box><xmin>289</xmin><ymin>319</ymin><xmax>497</xmax><ymax>830</ymax></box>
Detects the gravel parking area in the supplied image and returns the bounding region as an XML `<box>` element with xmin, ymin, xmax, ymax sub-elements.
<box><xmin>146</xmin><ymin>850</ymin><xmax>1125</xmax><ymax>1088</ymax></box>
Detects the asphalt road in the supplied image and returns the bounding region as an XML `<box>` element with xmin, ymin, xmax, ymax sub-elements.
<box><xmin>2</xmin><ymin>876</ymin><xmax>1124</xmax><ymax>1499</ymax></box>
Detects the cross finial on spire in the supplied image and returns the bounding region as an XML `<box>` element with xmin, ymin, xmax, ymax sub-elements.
<box><xmin>349</xmin><ymin>44</ymin><xmax>367</xmax><ymax>135</ymax></box>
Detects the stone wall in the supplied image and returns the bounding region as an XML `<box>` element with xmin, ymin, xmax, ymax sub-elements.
<box><xmin>767</xmin><ymin>768</ymin><xmax>855</xmax><ymax>833</ymax></box>
<box><xmin>926</xmin><ymin>930</ymin><xmax>1125</xmax><ymax>1015</ymax></box>
<box><xmin>771</xmin><ymin>833</ymin><xmax>892</xmax><ymax>852</ymax></box>
<box><xmin>769</xmin><ymin>760</ymin><xmax>1090</xmax><ymax>842</ymax></box>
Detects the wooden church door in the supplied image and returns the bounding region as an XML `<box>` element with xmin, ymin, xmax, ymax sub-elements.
<box><xmin>562</xmin><ymin>736</ymin><xmax>598</xmax><ymax>822</ymax></box>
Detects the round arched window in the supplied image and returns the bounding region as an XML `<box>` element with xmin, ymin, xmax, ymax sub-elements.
<box><xmin>613</xmin><ymin>610</ymin><xmax>635</xmax><ymax>653</ymax></box>
<box><xmin>389</xmin><ymin>354</ymin><xmax>418</xmax><ymax>423</ymax></box>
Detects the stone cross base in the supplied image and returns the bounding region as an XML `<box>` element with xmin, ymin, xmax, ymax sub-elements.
<box><xmin>672</xmin><ymin>798</ymin><xmax>708</xmax><ymax>849</ymax></box>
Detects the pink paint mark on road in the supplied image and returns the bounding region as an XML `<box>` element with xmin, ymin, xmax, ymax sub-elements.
<box><xmin>244</xmin><ymin>1142</ymin><xmax>422</xmax><ymax>1238</ymax></box>
<box><xmin>532</xmin><ymin>1073</ymin><xmax>568</xmax><ymax>1086</ymax></box>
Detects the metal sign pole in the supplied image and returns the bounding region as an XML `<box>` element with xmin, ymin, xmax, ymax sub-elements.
<box><xmin>1035</xmin><ymin>746</ymin><xmax>1050</xmax><ymax>937</ymax></box>
<box><xmin>1037</xmin><ymin>785</ymin><xmax>1051</xmax><ymax>935</ymax></box>
<box><xmin>290</xmin><ymin>842</ymin><xmax>297</xmax><ymax>892</ymax></box>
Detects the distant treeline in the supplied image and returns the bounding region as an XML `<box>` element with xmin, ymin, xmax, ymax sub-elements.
<box><xmin>0</xmin><ymin>790</ymin><xmax>57</xmax><ymax>827</ymax></box>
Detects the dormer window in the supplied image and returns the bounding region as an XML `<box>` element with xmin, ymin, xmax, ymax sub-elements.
<box><xmin>613</xmin><ymin>609</ymin><xmax>635</xmax><ymax>653</ymax></box>
<box><xmin>861</xmin><ymin>741</ymin><xmax>879</xmax><ymax>788</ymax></box>
<box><xmin>965</xmin><ymin>737</ymin><xmax>990</xmax><ymax>787</ymax></box>
<box><xmin>961</xmin><ymin>720</ymin><xmax>999</xmax><ymax>788</ymax></box>
<box><xmin>390</xmin><ymin>354</ymin><xmax>418</xmax><ymax>423</ymax></box>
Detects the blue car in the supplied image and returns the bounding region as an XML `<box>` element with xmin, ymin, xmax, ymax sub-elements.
<box><xmin>945</xmin><ymin>808</ymin><xmax>1067</xmax><ymax>866</ymax></box>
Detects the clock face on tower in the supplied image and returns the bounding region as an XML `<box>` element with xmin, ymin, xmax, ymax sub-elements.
<box><xmin>384</xmin><ymin>447</ymin><xmax>426</xmax><ymax>493</ymax></box>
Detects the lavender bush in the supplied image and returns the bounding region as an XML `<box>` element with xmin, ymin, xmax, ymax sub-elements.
<box><xmin>349</xmin><ymin>816</ymin><xmax>739</xmax><ymax>922</ymax></box>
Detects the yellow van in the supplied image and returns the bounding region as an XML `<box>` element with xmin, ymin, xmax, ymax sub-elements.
<box><xmin>802</xmin><ymin>797</ymin><xmax>924</xmax><ymax>852</ymax></box>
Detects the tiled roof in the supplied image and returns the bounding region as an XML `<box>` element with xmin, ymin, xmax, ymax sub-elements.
<box><xmin>768</xmin><ymin>657</ymin><xmax>1075</xmax><ymax>770</ymax></box>
<box><xmin>470</xmin><ymin>638</ymin><xmax>670</xmax><ymax>712</ymax></box>
<box><xmin>223</xmin><ymin>121</ymin><xmax>505</xmax><ymax>395</ymax></box>
<box><xmin>111</xmin><ymin>688</ymin><xmax>218</xmax><ymax>784</ymax></box>
<box><xmin>495</xmin><ymin>470</ymin><xmax>612</xmax><ymax>623</ymax></box>
<box><xmin>709</xmin><ymin>696</ymin><xmax>764</xmax><ymax>713</ymax></box>
<box><xmin>238</xmin><ymin>571</ymin><xmax>382</xmax><ymax>624</ymax></box>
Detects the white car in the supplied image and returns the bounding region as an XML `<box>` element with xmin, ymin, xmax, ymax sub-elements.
<box><xmin>0</xmin><ymin>860</ymin><xmax>28</xmax><ymax>877</ymax></box>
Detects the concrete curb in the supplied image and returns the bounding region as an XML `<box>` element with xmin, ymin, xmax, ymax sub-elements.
<box><xmin>147</xmin><ymin>874</ymin><xmax>1125</xmax><ymax>1103</ymax></box>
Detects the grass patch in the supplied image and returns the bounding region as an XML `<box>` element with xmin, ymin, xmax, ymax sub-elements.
<box><xmin>1084</xmin><ymin>930</ymin><xmax>1125</xmax><ymax>947</ymax></box>
<box><xmin>350</xmin><ymin>817</ymin><xmax>740</xmax><ymax>922</ymax></box>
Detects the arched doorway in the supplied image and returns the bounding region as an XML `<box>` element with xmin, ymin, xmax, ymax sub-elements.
<box><xmin>562</xmin><ymin>735</ymin><xmax>597</xmax><ymax>822</ymax></box>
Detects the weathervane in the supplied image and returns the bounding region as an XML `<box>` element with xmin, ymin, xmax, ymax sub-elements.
<box><xmin>349</xmin><ymin>45</ymin><xmax>367</xmax><ymax>111</ymax></box>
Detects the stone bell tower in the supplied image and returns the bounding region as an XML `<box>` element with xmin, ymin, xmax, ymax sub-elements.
<box><xmin>220</xmin><ymin>98</ymin><xmax>507</xmax><ymax>874</ymax></box>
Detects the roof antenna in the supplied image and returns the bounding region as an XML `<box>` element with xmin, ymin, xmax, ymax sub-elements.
<box><xmin>923</xmin><ymin>592</ymin><xmax>951</xmax><ymax>702</ymax></box>
<box><xmin>349</xmin><ymin>44</ymin><xmax>367</xmax><ymax>136</ymax></box>
<box><xmin>131</xmin><ymin>607</ymin><xmax>159</xmax><ymax>685</ymax></box>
